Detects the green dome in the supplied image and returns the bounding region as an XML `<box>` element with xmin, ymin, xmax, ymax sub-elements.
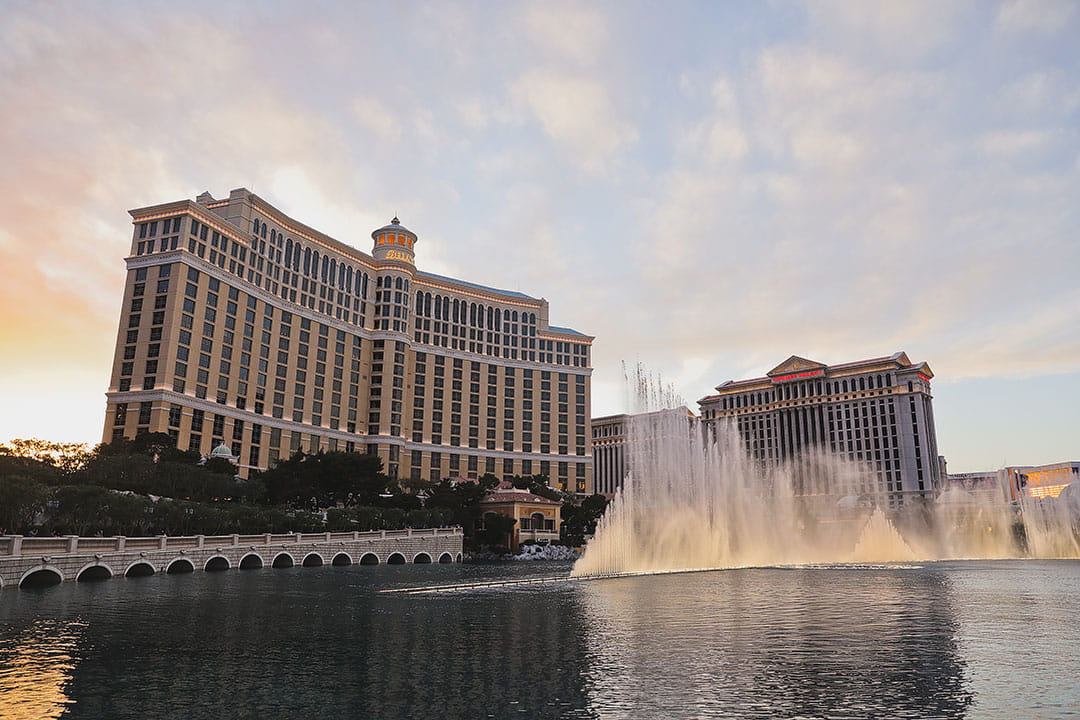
<box><xmin>211</xmin><ymin>443</ymin><xmax>234</xmax><ymax>458</ymax></box>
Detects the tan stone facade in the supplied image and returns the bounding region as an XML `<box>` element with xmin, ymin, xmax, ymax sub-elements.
<box><xmin>591</xmin><ymin>413</ymin><xmax>628</xmax><ymax>497</ymax></box>
<box><xmin>699</xmin><ymin>352</ymin><xmax>942</xmax><ymax>509</ymax></box>
<box><xmin>478</xmin><ymin>485</ymin><xmax>562</xmax><ymax>550</ymax></box>
<box><xmin>104</xmin><ymin>188</ymin><xmax>593</xmax><ymax>494</ymax></box>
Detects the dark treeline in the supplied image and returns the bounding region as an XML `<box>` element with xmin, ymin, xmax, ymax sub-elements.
<box><xmin>0</xmin><ymin>435</ymin><xmax>608</xmax><ymax>552</ymax></box>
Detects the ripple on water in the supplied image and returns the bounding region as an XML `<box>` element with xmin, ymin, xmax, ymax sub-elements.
<box><xmin>0</xmin><ymin>561</ymin><xmax>1078</xmax><ymax>719</ymax></box>
<box><xmin>0</xmin><ymin>618</ymin><xmax>86</xmax><ymax>720</ymax></box>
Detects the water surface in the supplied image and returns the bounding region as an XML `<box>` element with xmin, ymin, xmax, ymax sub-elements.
<box><xmin>1</xmin><ymin>560</ymin><xmax>1078</xmax><ymax>719</ymax></box>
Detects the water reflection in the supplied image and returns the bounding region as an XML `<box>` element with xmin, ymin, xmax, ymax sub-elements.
<box><xmin>2</xmin><ymin>562</ymin><xmax>1079</xmax><ymax>719</ymax></box>
<box><xmin>579</xmin><ymin>567</ymin><xmax>973</xmax><ymax>719</ymax></box>
<box><xmin>0</xmin><ymin>618</ymin><xmax>84</xmax><ymax>720</ymax></box>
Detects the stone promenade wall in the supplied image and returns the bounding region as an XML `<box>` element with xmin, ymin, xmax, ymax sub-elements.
<box><xmin>0</xmin><ymin>528</ymin><xmax>463</xmax><ymax>590</ymax></box>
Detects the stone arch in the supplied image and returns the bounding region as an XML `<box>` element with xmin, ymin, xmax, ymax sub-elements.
<box><xmin>302</xmin><ymin>552</ymin><xmax>324</xmax><ymax>567</ymax></box>
<box><xmin>272</xmin><ymin>552</ymin><xmax>295</xmax><ymax>568</ymax></box>
<box><xmin>204</xmin><ymin>555</ymin><xmax>230</xmax><ymax>572</ymax></box>
<box><xmin>412</xmin><ymin>552</ymin><xmax>432</xmax><ymax>564</ymax></box>
<box><xmin>438</xmin><ymin>552</ymin><xmax>454</xmax><ymax>564</ymax></box>
<box><xmin>166</xmin><ymin>558</ymin><xmax>195</xmax><ymax>574</ymax></box>
<box><xmin>331</xmin><ymin>552</ymin><xmax>352</xmax><ymax>566</ymax></box>
<box><xmin>456</xmin><ymin>552</ymin><xmax>463</xmax><ymax>563</ymax></box>
<box><xmin>359</xmin><ymin>552</ymin><xmax>379</xmax><ymax>566</ymax></box>
<box><xmin>239</xmin><ymin>553</ymin><xmax>264</xmax><ymax>570</ymax></box>
<box><xmin>125</xmin><ymin>561</ymin><xmax>156</xmax><ymax>577</ymax></box>
<box><xmin>387</xmin><ymin>552</ymin><xmax>406</xmax><ymax>565</ymax></box>
<box><xmin>19</xmin><ymin>566</ymin><xmax>63</xmax><ymax>589</ymax></box>
<box><xmin>76</xmin><ymin>563</ymin><xmax>114</xmax><ymax>582</ymax></box>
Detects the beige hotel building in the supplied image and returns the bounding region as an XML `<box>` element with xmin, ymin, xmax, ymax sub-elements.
<box><xmin>104</xmin><ymin>188</ymin><xmax>594</xmax><ymax>493</ymax></box>
<box><xmin>699</xmin><ymin>353</ymin><xmax>942</xmax><ymax>509</ymax></box>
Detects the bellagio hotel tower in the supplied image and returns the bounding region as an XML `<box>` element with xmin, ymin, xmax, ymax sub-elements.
<box><xmin>103</xmin><ymin>188</ymin><xmax>594</xmax><ymax>493</ymax></box>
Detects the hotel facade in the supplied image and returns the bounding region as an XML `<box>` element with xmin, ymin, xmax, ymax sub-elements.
<box><xmin>103</xmin><ymin>188</ymin><xmax>594</xmax><ymax>493</ymax></box>
<box><xmin>698</xmin><ymin>353</ymin><xmax>942</xmax><ymax>509</ymax></box>
<box><xmin>591</xmin><ymin>413</ymin><xmax>629</xmax><ymax>497</ymax></box>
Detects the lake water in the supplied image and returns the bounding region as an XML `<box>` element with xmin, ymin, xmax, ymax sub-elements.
<box><xmin>1</xmin><ymin>560</ymin><xmax>1078</xmax><ymax>719</ymax></box>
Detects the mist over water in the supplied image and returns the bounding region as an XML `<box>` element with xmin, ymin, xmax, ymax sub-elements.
<box><xmin>574</xmin><ymin>368</ymin><xmax>1080</xmax><ymax>576</ymax></box>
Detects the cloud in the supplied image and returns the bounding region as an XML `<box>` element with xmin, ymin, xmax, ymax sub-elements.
<box><xmin>523</xmin><ymin>2</ymin><xmax>608</xmax><ymax>66</ymax></box>
<box><xmin>802</xmin><ymin>0</ymin><xmax>976</xmax><ymax>63</ymax></box>
<box><xmin>996</xmin><ymin>0</ymin><xmax>1077</xmax><ymax>33</ymax></box>
<box><xmin>0</xmin><ymin>0</ymin><xmax>1076</xmax><ymax>472</ymax></box>
<box><xmin>351</xmin><ymin>96</ymin><xmax>403</xmax><ymax>144</ymax></box>
<box><xmin>511</xmin><ymin>70</ymin><xmax>637</xmax><ymax>172</ymax></box>
<box><xmin>975</xmin><ymin>129</ymin><xmax>1057</xmax><ymax>157</ymax></box>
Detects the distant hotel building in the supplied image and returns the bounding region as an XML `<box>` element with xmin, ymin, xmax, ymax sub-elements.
<box><xmin>698</xmin><ymin>353</ymin><xmax>942</xmax><ymax>508</ymax></box>
<box><xmin>592</xmin><ymin>407</ymin><xmax>696</xmax><ymax>497</ymax></box>
<box><xmin>1019</xmin><ymin>462</ymin><xmax>1080</xmax><ymax>499</ymax></box>
<box><xmin>591</xmin><ymin>414</ymin><xmax>628</xmax><ymax>497</ymax></box>
<box><xmin>104</xmin><ymin>188</ymin><xmax>593</xmax><ymax>493</ymax></box>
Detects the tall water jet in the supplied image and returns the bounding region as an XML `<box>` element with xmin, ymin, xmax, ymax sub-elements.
<box><xmin>851</xmin><ymin>508</ymin><xmax>918</xmax><ymax>562</ymax></box>
<box><xmin>574</xmin><ymin>366</ymin><xmax>1080</xmax><ymax>577</ymax></box>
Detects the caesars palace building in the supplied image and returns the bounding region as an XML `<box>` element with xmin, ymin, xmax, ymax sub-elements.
<box><xmin>104</xmin><ymin>188</ymin><xmax>594</xmax><ymax>493</ymax></box>
<box><xmin>698</xmin><ymin>353</ymin><xmax>943</xmax><ymax>509</ymax></box>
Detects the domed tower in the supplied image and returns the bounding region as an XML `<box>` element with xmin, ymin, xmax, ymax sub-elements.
<box><xmin>371</xmin><ymin>217</ymin><xmax>417</xmax><ymax>265</ymax></box>
<box><xmin>369</xmin><ymin>217</ymin><xmax>417</xmax><ymax>337</ymax></box>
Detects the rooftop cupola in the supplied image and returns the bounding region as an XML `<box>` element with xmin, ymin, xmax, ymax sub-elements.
<box><xmin>371</xmin><ymin>217</ymin><xmax>417</xmax><ymax>265</ymax></box>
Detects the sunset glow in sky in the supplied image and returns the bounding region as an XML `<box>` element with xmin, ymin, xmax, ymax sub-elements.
<box><xmin>0</xmin><ymin>0</ymin><xmax>1077</xmax><ymax>471</ymax></box>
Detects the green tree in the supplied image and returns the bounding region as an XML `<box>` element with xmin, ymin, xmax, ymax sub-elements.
<box><xmin>509</xmin><ymin>474</ymin><xmax>563</xmax><ymax>501</ymax></box>
<box><xmin>475</xmin><ymin>513</ymin><xmax>516</xmax><ymax>552</ymax></box>
<box><xmin>258</xmin><ymin>451</ymin><xmax>388</xmax><ymax>507</ymax></box>
<box><xmin>561</xmin><ymin>493</ymin><xmax>609</xmax><ymax>547</ymax></box>
<box><xmin>50</xmin><ymin>485</ymin><xmax>117</xmax><ymax>535</ymax></box>
<box><xmin>425</xmin><ymin>474</ymin><xmax>500</xmax><ymax>537</ymax></box>
<box><xmin>0</xmin><ymin>475</ymin><xmax>51</xmax><ymax>533</ymax></box>
<box><xmin>0</xmin><ymin>438</ymin><xmax>92</xmax><ymax>476</ymax></box>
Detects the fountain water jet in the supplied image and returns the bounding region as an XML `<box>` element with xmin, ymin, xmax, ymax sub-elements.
<box><xmin>573</xmin><ymin>367</ymin><xmax>1080</xmax><ymax>577</ymax></box>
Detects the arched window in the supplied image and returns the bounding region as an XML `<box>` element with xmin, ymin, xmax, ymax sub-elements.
<box><xmin>453</xmin><ymin>299</ymin><xmax>460</xmax><ymax>323</ymax></box>
<box><xmin>329</xmin><ymin>258</ymin><xmax>337</xmax><ymax>286</ymax></box>
<box><xmin>434</xmin><ymin>295</ymin><xmax>442</xmax><ymax>320</ymax></box>
<box><xmin>311</xmin><ymin>251</ymin><xmax>320</xmax><ymax>279</ymax></box>
<box><xmin>843</xmin><ymin>380</ymin><xmax>849</xmax><ymax>393</ymax></box>
<box><xmin>303</xmin><ymin>247</ymin><xmax>311</xmax><ymax>275</ymax></box>
<box><xmin>284</xmin><ymin>239</ymin><xmax>293</xmax><ymax>266</ymax></box>
<box><xmin>494</xmin><ymin>308</ymin><xmax>502</xmax><ymax>329</ymax></box>
<box><xmin>361</xmin><ymin>272</ymin><xmax>368</xmax><ymax>298</ymax></box>
<box><xmin>416</xmin><ymin>290</ymin><xmax>423</xmax><ymax>312</ymax></box>
<box><xmin>424</xmin><ymin>293</ymin><xmax>431</xmax><ymax>316</ymax></box>
<box><xmin>270</xmin><ymin>229</ymin><xmax>277</xmax><ymax>243</ymax></box>
<box><xmin>395</xmin><ymin>276</ymin><xmax>403</xmax><ymax>290</ymax></box>
<box><xmin>320</xmin><ymin>254</ymin><xmax>328</xmax><ymax>282</ymax></box>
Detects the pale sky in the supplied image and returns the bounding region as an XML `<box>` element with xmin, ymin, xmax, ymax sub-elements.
<box><xmin>0</xmin><ymin>0</ymin><xmax>1077</xmax><ymax>472</ymax></box>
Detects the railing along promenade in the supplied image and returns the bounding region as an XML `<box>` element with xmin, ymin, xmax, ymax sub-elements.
<box><xmin>0</xmin><ymin>527</ymin><xmax>464</xmax><ymax>590</ymax></box>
